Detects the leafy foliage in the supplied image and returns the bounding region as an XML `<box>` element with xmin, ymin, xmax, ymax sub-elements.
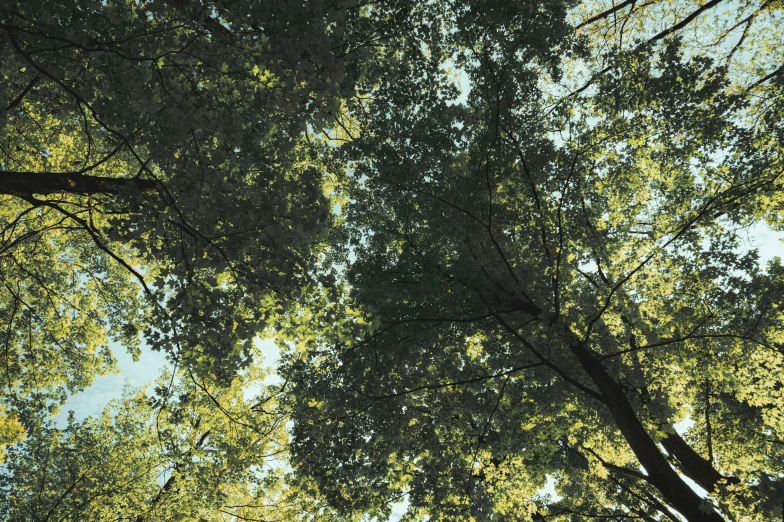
<box><xmin>0</xmin><ymin>0</ymin><xmax>407</xmax><ymax>429</ymax></box>
<box><xmin>0</xmin><ymin>362</ymin><xmax>339</xmax><ymax>521</ymax></box>
<box><xmin>3</xmin><ymin>0</ymin><xmax>784</xmax><ymax>521</ymax></box>
<box><xmin>282</xmin><ymin>1</ymin><xmax>784</xmax><ymax>521</ymax></box>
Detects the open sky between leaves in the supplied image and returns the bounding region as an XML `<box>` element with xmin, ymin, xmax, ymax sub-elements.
<box><xmin>2</xmin><ymin>0</ymin><xmax>784</xmax><ymax>521</ymax></box>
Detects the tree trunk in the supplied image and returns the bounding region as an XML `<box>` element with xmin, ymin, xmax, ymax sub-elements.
<box><xmin>661</xmin><ymin>431</ymin><xmax>739</xmax><ymax>493</ymax></box>
<box><xmin>570</xmin><ymin>342</ymin><xmax>724</xmax><ymax>522</ymax></box>
<box><xmin>0</xmin><ymin>170</ymin><xmax>158</xmax><ymax>197</ymax></box>
<box><xmin>630</xmin><ymin>354</ymin><xmax>737</xmax><ymax>493</ymax></box>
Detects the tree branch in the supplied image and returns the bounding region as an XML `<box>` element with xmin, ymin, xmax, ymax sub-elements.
<box><xmin>1</xmin><ymin>170</ymin><xmax>158</xmax><ymax>197</ymax></box>
<box><xmin>4</xmin><ymin>75</ymin><xmax>40</xmax><ymax>113</ymax></box>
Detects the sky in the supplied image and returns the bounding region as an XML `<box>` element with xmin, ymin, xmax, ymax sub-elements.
<box><xmin>56</xmin><ymin>337</ymin><xmax>284</xmax><ymax>425</ymax></box>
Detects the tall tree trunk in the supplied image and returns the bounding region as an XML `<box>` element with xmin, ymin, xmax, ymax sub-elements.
<box><xmin>570</xmin><ymin>342</ymin><xmax>724</xmax><ymax>522</ymax></box>
<box><xmin>630</xmin><ymin>353</ymin><xmax>737</xmax><ymax>493</ymax></box>
<box><xmin>1</xmin><ymin>170</ymin><xmax>158</xmax><ymax>197</ymax></box>
<box><xmin>661</xmin><ymin>431</ymin><xmax>739</xmax><ymax>493</ymax></box>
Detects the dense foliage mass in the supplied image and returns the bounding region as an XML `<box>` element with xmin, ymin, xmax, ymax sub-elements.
<box><xmin>2</xmin><ymin>0</ymin><xmax>784</xmax><ymax>520</ymax></box>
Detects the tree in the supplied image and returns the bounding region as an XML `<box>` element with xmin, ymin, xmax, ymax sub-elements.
<box><xmin>0</xmin><ymin>0</ymin><xmax>419</xmax><ymax>433</ymax></box>
<box><xmin>282</xmin><ymin>0</ymin><xmax>784</xmax><ymax>520</ymax></box>
<box><xmin>4</xmin><ymin>0</ymin><xmax>784</xmax><ymax>520</ymax></box>
<box><xmin>0</xmin><ymin>359</ymin><xmax>349</xmax><ymax>522</ymax></box>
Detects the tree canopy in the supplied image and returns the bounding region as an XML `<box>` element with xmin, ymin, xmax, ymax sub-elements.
<box><xmin>0</xmin><ymin>0</ymin><xmax>385</xmax><ymax>426</ymax></box>
<box><xmin>2</xmin><ymin>0</ymin><xmax>784</xmax><ymax>521</ymax></box>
